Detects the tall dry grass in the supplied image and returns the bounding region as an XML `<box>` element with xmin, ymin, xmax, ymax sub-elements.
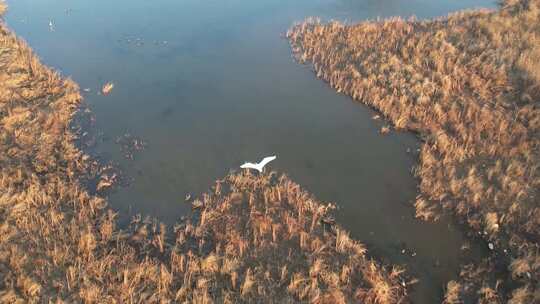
<box><xmin>0</xmin><ymin>6</ymin><xmax>409</xmax><ymax>302</ymax></box>
<box><xmin>288</xmin><ymin>0</ymin><xmax>539</xmax><ymax>302</ymax></box>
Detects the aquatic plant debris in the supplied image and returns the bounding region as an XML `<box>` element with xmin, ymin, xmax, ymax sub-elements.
<box><xmin>288</xmin><ymin>0</ymin><xmax>539</xmax><ymax>302</ymax></box>
<box><xmin>101</xmin><ymin>81</ymin><xmax>114</xmax><ymax>95</ymax></box>
<box><xmin>115</xmin><ymin>132</ymin><xmax>147</xmax><ymax>160</ymax></box>
<box><xmin>0</xmin><ymin>3</ymin><xmax>410</xmax><ymax>301</ymax></box>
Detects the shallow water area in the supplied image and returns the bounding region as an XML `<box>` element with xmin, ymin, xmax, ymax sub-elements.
<box><xmin>6</xmin><ymin>0</ymin><xmax>495</xmax><ymax>302</ymax></box>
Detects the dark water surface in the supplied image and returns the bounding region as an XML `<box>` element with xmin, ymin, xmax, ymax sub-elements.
<box><xmin>6</xmin><ymin>0</ymin><xmax>495</xmax><ymax>302</ymax></box>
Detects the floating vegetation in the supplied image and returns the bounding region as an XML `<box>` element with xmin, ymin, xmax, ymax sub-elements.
<box><xmin>101</xmin><ymin>81</ymin><xmax>114</xmax><ymax>95</ymax></box>
<box><xmin>115</xmin><ymin>132</ymin><xmax>147</xmax><ymax>160</ymax></box>
<box><xmin>96</xmin><ymin>171</ymin><xmax>118</xmax><ymax>192</ymax></box>
<box><xmin>288</xmin><ymin>0</ymin><xmax>539</xmax><ymax>302</ymax></box>
<box><xmin>116</xmin><ymin>35</ymin><xmax>169</xmax><ymax>48</ymax></box>
<box><xmin>95</xmin><ymin>163</ymin><xmax>124</xmax><ymax>193</ymax></box>
<box><xmin>0</xmin><ymin>4</ymin><xmax>410</xmax><ymax>302</ymax></box>
<box><xmin>71</xmin><ymin>104</ymin><xmax>99</xmax><ymax>148</ymax></box>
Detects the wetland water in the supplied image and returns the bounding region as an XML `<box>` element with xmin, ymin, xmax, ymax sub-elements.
<box><xmin>6</xmin><ymin>0</ymin><xmax>495</xmax><ymax>302</ymax></box>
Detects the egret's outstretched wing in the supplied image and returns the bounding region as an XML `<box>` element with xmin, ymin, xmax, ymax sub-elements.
<box><xmin>240</xmin><ymin>162</ymin><xmax>257</xmax><ymax>169</ymax></box>
<box><xmin>259</xmin><ymin>155</ymin><xmax>276</xmax><ymax>167</ymax></box>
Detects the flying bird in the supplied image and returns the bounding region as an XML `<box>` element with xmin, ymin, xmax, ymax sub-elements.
<box><xmin>240</xmin><ymin>155</ymin><xmax>276</xmax><ymax>173</ymax></box>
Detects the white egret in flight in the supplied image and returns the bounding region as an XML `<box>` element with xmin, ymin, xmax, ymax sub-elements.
<box><xmin>240</xmin><ymin>155</ymin><xmax>276</xmax><ymax>173</ymax></box>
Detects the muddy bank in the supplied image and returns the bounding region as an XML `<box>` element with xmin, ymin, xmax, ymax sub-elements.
<box><xmin>288</xmin><ymin>0</ymin><xmax>539</xmax><ymax>302</ymax></box>
<box><xmin>0</xmin><ymin>3</ymin><xmax>409</xmax><ymax>302</ymax></box>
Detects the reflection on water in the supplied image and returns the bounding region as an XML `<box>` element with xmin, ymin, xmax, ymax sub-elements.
<box><xmin>6</xmin><ymin>0</ymin><xmax>494</xmax><ymax>302</ymax></box>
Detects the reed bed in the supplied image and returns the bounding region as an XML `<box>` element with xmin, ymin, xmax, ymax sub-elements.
<box><xmin>0</xmin><ymin>4</ymin><xmax>408</xmax><ymax>302</ymax></box>
<box><xmin>288</xmin><ymin>0</ymin><xmax>539</xmax><ymax>302</ymax></box>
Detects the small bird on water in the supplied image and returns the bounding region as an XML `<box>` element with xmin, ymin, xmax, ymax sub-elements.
<box><xmin>241</xmin><ymin>155</ymin><xmax>276</xmax><ymax>173</ymax></box>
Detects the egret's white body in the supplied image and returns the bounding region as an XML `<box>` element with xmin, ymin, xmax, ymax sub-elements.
<box><xmin>241</xmin><ymin>155</ymin><xmax>276</xmax><ymax>172</ymax></box>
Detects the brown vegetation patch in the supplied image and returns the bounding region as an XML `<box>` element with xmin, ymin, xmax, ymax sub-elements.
<box><xmin>169</xmin><ymin>171</ymin><xmax>410</xmax><ymax>303</ymax></box>
<box><xmin>288</xmin><ymin>0</ymin><xmax>539</xmax><ymax>302</ymax></box>
<box><xmin>0</xmin><ymin>4</ymin><xmax>408</xmax><ymax>302</ymax></box>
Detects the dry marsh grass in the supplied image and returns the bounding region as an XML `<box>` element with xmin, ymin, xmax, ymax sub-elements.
<box><xmin>288</xmin><ymin>0</ymin><xmax>539</xmax><ymax>302</ymax></box>
<box><xmin>0</xmin><ymin>4</ymin><xmax>408</xmax><ymax>302</ymax></box>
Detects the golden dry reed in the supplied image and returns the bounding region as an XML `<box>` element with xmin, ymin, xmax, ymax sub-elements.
<box><xmin>0</xmin><ymin>1</ymin><xmax>6</xmax><ymax>17</ymax></box>
<box><xmin>0</xmin><ymin>3</ymin><xmax>408</xmax><ymax>302</ymax></box>
<box><xmin>288</xmin><ymin>0</ymin><xmax>539</xmax><ymax>302</ymax></box>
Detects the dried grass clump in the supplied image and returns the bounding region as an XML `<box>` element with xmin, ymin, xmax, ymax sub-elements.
<box><xmin>442</xmin><ymin>280</ymin><xmax>462</xmax><ymax>304</ymax></box>
<box><xmin>171</xmin><ymin>171</ymin><xmax>409</xmax><ymax>303</ymax></box>
<box><xmin>0</xmin><ymin>18</ymin><xmax>408</xmax><ymax>303</ymax></box>
<box><xmin>288</xmin><ymin>0</ymin><xmax>539</xmax><ymax>301</ymax></box>
<box><xmin>0</xmin><ymin>1</ymin><xmax>6</xmax><ymax>17</ymax></box>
